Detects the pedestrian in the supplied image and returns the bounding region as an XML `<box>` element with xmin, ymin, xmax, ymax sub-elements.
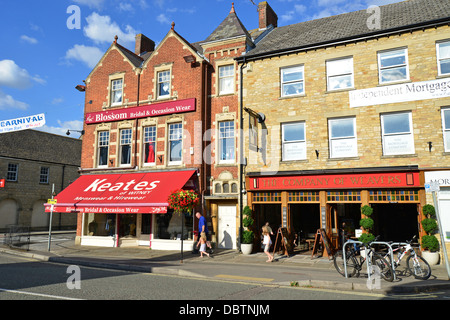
<box><xmin>197</xmin><ymin>233</ymin><xmax>210</xmax><ymax>258</ymax></box>
<box><xmin>262</xmin><ymin>226</ymin><xmax>273</xmax><ymax>262</ymax></box>
<box><xmin>196</xmin><ymin>212</ymin><xmax>213</xmax><ymax>254</ymax></box>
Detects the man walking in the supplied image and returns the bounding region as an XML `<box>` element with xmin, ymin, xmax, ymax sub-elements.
<box><xmin>196</xmin><ymin>212</ymin><xmax>213</xmax><ymax>254</ymax></box>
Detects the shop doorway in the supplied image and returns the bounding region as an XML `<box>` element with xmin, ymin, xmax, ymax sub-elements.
<box><xmin>253</xmin><ymin>204</ymin><xmax>281</xmax><ymax>248</ymax></box>
<box><xmin>218</xmin><ymin>205</ymin><xmax>236</xmax><ymax>249</ymax></box>
<box><xmin>290</xmin><ymin>204</ymin><xmax>320</xmax><ymax>241</ymax></box>
<box><xmin>372</xmin><ymin>203</ymin><xmax>419</xmax><ymax>242</ymax></box>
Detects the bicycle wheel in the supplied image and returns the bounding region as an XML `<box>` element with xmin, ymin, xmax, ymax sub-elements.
<box><xmin>372</xmin><ymin>253</ymin><xmax>394</xmax><ymax>282</ymax></box>
<box><xmin>334</xmin><ymin>250</ymin><xmax>358</xmax><ymax>277</ymax></box>
<box><xmin>406</xmin><ymin>255</ymin><xmax>431</xmax><ymax>280</ymax></box>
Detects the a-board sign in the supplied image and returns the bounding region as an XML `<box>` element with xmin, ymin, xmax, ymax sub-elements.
<box><xmin>311</xmin><ymin>228</ymin><xmax>334</xmax><ymax>259</ymax></box>
<box><xmin>273</xmin><ymin>227</ymin><xmax>293</xmax><ymax>256</ymax></box>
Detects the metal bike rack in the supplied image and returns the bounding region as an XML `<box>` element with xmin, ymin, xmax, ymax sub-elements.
<box><xmin>342</xmin><ymin>240</ymin><xmax>397</xmax><ymax>281</ymax></box>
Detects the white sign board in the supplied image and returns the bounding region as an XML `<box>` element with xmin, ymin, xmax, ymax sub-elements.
<box><xmin>0</xmin><ymin>113</ymin><xmax>46</xmax><ymax>134</ymax></box>
<box><xmin>349</xmin><ymin>78</ymin><xmax>450</xmax><ymax>108</ymax></box>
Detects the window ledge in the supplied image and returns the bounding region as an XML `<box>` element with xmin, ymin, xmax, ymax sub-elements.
<box><xmin>327</xmin><ymin>157</ymin><xmax>360</xmax><ymax>161</ymax></box>
<box><xmin>279</xmin><ymin>93</ymin><xmax>306</xmax><ymax>100</ymax></box>
<box><xmin>381</xmin><ymin>153</ymin><xmax>417</xmax><ymax>159</ymax></box>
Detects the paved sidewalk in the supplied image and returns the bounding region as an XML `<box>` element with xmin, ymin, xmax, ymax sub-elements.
<box><xmin>1</xmin><ymin>232</ymin><xmax>450</xmax><ymax>295</ymax></box>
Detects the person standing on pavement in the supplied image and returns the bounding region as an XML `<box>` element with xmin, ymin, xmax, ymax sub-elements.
<box><xmin>196</xmin><ymin>212</ymin><xmax>212</xmax><ymax>254</ymax></box>
<box><xmin>262</xmin><ymin>226</ymin><xmax>273</xmax><ymax>262</ymax></box>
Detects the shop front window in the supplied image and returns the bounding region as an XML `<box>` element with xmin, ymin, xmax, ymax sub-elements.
<box><xmin>119</xmin><ymin>214</ymin><xmax>137</xmax><ymax>237</ymax></box>
<box><xmin>84</xmin><ymin>213</ymin><xmax>116</xmax><ymax>236</ymax></box>
<box><xmin>155</xmin><ymin>210</ymin><xmax>193</xmax><ymax>240</ymax></box>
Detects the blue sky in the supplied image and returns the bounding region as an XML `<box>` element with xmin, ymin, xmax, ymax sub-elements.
<box><xmin>0</xmin><ymin>0</ymin><xmax>401</xmax><ymax>138</ymax></box>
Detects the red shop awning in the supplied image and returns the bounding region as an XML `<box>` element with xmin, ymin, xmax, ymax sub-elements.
<box><xmin>44</xmin><ymin>170</ymin><xmax>197</xmax><ymax>214</ymax></box>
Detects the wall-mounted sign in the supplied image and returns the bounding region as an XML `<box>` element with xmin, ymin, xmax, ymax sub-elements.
<box><xmin>85</xmin><ymin>98</ymin><xmax>196</xmax><ymax>124</ymax></box>
<box><xmin>0</xmin><ymin>113</ymin><xmax>46</xmax><ymax>134</ymax></box>
<box><xmin>349</xmin><ymin>78</ymin><xmax>450</xmax><ymax>108</ymax></box>
<box><xmin>249</xmin><ymin>171</ymin><xmax>419</xmax><ymax>191</ymax></box>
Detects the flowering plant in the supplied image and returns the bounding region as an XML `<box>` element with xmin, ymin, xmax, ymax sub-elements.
<box><xmin>167</xmin><ymin>189</ymin><xmax>199</xmax><ymax>214</ymax></box>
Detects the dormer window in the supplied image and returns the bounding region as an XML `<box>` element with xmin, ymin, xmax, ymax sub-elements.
<box><xmin>157</xmin><ymin>70</ymin><xmax>171</xmax><ymax>98</ymax></box>
<box><xmin>111</xmin><ymin>79</ymin><xmax>123</xmax><ymax>106</ymax></box>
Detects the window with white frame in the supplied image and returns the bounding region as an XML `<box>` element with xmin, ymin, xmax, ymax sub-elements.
<box><xmin>6</xmin><ymin>163</ymin><xmax>18</xmax><ymax>181</ymax></box>
<box><xmin>281</xmin><ymin>65</ymin><xmax>304</xmax><ymax>97</ymax></box>
<box><xmin>218</xmin><ymin>121</ymin><xmax>235</xmax><ymax>163</ymax></box>
<box><xmin>157</xmin><ymin>70</ymin><xmax>170</xmax><ymax>98</ymax></box>
<box><xmin>437</xmin><ymin>40</ymin><xmax>450</xmax><ymax>76</ymax></box>
<box><xmin>120</xmin><ymin>129</ymin><xmax>132</xmax><ymax>166</ymax></box>
<box><xmin>328</xmin><ymin>117</ymin><xmax>357</xmax><ymax>158</ymax></box>
<box><xmin>378</xmin><ymin>48</ymin><xmax>409</xmax><ymax>84</ymax></box>
<box><xmin>327</xmin><ymin>57</ymin><xmax>354</xmax><ymax>91</ymax></box>
<box><xmin>97</xmin><ymin>131</ymin><xmax>110</xmax><ymax>167</ymax></box>
<box><xmin>441</xmin><ymin>107</ymin><xmax>450</xmax><ymax>152</ymax></box>
<box><xmin>111</xmin><ymin>79</ymin><xmax>123</xmax><ymax>106</ymax></box>
<box><xmin>143</xmin><ymin>126</ymin><xmax>156</xmax><ymax>165</ymax></box>
<box><xmin>218</xmin><ymin>65</ymin><xmax>234</xmax><ymax>95</ymax></box>
<box><xmin>39</xmin><ymin>167</ymin><xmax>49</xmax><ymax>184</ymax></box>
<box><xmin>282</xmin><ymin>122</ymin><xmax>306</xmax><ymax>161</ymax></box>
<box><xmin>168</xmin><ymin>123</ymin><xmax>182</xmax><ymax>164</ymax></box>
<box><xmin>381</xmin><ymin>112</ymin><xmax>414</xmax><ymax>156</ymax></box>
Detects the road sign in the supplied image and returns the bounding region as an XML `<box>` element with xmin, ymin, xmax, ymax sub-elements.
<box><xmin>47</xmin><ymin>199</ymin><xmax>57</xmax><ymax>205</ymax></box>
<box><xmin>425</xmin><ymin>181</ymin><xmax>440</xmax><ymax>193</ymax></box>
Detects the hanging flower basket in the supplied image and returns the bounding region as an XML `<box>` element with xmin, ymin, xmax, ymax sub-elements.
<box><xmin>167</xmin><ymin>189</ymin><xmax>199</xmax><ymax>214</ymax></box>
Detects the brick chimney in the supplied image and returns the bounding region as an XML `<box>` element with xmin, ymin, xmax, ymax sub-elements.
<box><xmin>135</xmin><ymin>34</ymin><xmax>155</xmax><ymax>56</ymax></box>
<box><xmin>258</xmin><ymin>1</ymin><xmax>278</xmax><ymax>29</ymax></box>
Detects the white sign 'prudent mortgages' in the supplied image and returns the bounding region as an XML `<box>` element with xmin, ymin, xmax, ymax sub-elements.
<box><xmin>349</xmin><ymin>78</ymin><xmax>450</xmax><ymax>108</ymax></box>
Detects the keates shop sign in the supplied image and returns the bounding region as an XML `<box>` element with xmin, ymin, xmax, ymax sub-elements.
<box><xmin>249</xmin><ymin>172</ymin><xmax>419</xmax><ymax>191</ymax></box>
<box><xmin>85</xmin><ymin>98</ymin><xmax>196</xmax><ymax>124</ymax></box>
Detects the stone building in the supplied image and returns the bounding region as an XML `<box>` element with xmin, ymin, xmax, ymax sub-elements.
<box><xmin>0</xmin><ymin>130</ymin><xmax>81</xmax><ymax>231</ymax></box>
<box><xmin>237</xmin><ymin>0</ymin><xmax>450</xmax><ymax>256</ymax></box>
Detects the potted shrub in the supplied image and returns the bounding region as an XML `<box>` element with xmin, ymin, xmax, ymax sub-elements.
<box><xmin>359</xmin><ymin>205</ymin><xmax>375</xmax><ymax>257</ymax></box>
<box><xmin>421</xmin><ymin>204</ymin><xmax>440</xmax><ymax>265</ymax></box>
<box><xmin>241</xmin><ymin>206</ymin><xmax>254</xmax><ymax>255</ymax></box>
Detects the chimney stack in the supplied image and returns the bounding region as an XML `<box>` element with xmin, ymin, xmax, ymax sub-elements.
<box><xmin>258</xmin><ymin>1</ymin><xmax>278</xmax><ymax>29</ymax></box>
<box><xmin>135</xmin><ymin>34</ymin><xmax>155</xmax><ymax>56</ymax></box>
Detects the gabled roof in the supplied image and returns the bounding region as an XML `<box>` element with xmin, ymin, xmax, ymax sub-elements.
<box><xmin>243</xmin><ymin>0</ymin><xmax>450</xmax><ymax>60</ymax></box>
<box><xmin>0</xmin><ymin>130</ymin><xmax>82</xmax><ymax>166</ymax></box>
<box><xmin>201</xmin><ymin>4</ymin><xmax>252</xmax><ymax>44</ymax></box>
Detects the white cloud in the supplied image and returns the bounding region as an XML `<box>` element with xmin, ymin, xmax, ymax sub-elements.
<box><xmin>20</xmin><ymin>35</ymin><xmax>38</xmax><ymax>44</ymax></box>
<box><xmin>38</xmin><ymin>119</ymin><xmax>84</xmax><ymax>137</ymax></box>
<box><xmin>83</xmin><ymin>12</ymin><xmax>138</xmax><ymax>46</ymax></box>
<box><xmin>0</xmin><ymin>59</ymin><xmax>45</xmax><ymax>89</ymax></box>
<box><xmin>65</xmin><ymin>44</ymin><xmax>104</xmax><ymax>69</ymax></box>
<box><xmin>0</xmin><ymin>89</ymin><xmax>29</xmax><ymax>111</ymax></box>
<box><xmin>156</xmin><ymin>13</ymin><xmax>170</xmax><ymax>25</ymax></box>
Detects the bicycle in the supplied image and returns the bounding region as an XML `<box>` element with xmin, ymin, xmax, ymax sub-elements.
<box><xmin>382</xmin><ymin>235</ymin><xmax>431</xmax><ymax>280</ymax></box>
<box><xmin>334</xmin><ymin>236</ymin><xmax>394</xmax><ymax>282</ymax></box>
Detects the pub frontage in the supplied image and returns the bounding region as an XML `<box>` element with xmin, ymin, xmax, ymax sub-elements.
<box><xmin>247</xmin><ymin>167</ymin><xmax>425</xmax><ymax>252</ymax></box>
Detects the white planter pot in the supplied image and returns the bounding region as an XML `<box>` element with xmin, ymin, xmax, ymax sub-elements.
<box><xmin>422</xmin><ymin>250</ymin><xmax>440</xmax><ymax>266</ymax></box>
<box><xmin>241</xmin><ymin>243</ymin><xmax>253</xmax><ymax>255</ymax></box>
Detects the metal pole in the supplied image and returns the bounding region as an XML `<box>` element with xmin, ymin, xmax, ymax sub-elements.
<box><xmin>181</xmin><ymin>212</ymin><xmax>184</xmax><ymax>263</ymax></box>
<box><xmin>432</xmin><ymin>191</ymin><xmax>450</xmax><ymax>280</ymax></box>
<box><xmin>47</xmin><ymin>184</ymin><xmax>54</xmax><ymax>252</ymax></box>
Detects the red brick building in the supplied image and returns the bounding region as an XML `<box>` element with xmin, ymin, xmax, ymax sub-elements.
<box><xmin>49</xmin><ymin>3</ymin><xmax>275</xmax><ymax>250</ymax></box>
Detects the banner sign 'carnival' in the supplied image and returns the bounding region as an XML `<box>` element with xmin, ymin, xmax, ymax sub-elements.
<box><xmin>85</xmin><ymin>98</ymin><xmax>196</xmax><ymax>124</ymax></box>
<box><xmin>0</xmin><ymin>113</ymin><xmax>46</xmax><ymax>134</ymax></box>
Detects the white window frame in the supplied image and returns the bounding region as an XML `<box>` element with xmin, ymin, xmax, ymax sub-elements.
<box><xmin>441</xmin><ymin>107</ymin><xmax>450</xmax><ymax>152</ymax></box>
<box><xmin>381</xmin><ymin>112</ymin><xmax>415</xmax><ymax>156</ymax></box>
<box><xmin>281</xmin><ymin>122</ymin><xmax>306</xmax><ymax>161</ymax></box>
<box><xmin>39</xmin><ymin>167</ymin><xmax>49</xmax><ymax>184</ymax></box>
<box><xmin>110</xmin><ymin>79</ymin><xmax>123</xmax><ymax>106</ymax></box>
<box><xmin>218</xmin><ymin>65</ymin><xmax>234</xmax><ymax>95</ymax></box>
<box><xmin>6</xmin><ymin>163</ymin><xmax>18</xmax><ymax>181</ymax></box>
<box><xmin>143</xmin><ymin>126</ymin><xmax>156</xmax><ymax>166</ymax></box>
<box><xmin>157</xmin><ymin>70</ymin><xmax>171</xmax><ymax>99</ymax></box>
<box><xmin>328</xmin><ymin>117</ymin><xmax>358</xmax><ymax>159</ymax></box>
<box><xmin>437</xmin><ymin>40</ymin><xmax>450</xmax><ymax>76</ymax></box>
<box><xmin>119</xmin><ymin>129</ymin><xmax>132</xmax><ymax>166</ymax></box>
<box><xmin>218</xmin><ymin>120</ymin><xmax>235</xmax><ymax>164</ymax></box>
<box><xmin>326</xmin><ymin>57</ymin><xmax>354</xmax><ymax>91</ymax></box>
<box><xmin>281</xmin><ymin>65</ymin><xmax>304</xmax><ymax>97</ymax></box>
<box><xmin>168</xmin><ymin>123</ymin><xmax>182</xmax><ymax>165</ymax></box>
<box><xmin>378</xmin><ymin>48</ymin><xmax>409</xmax><ymax>84</ymax></box>
<box><xmin>97</xmin><ymin>131</ymin><xmax>110</xmax><ymax>168</ymax></box>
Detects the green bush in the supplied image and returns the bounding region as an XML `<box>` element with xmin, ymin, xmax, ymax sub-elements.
<box><xmin>422</xmin><ymin>235</ymin><xmax>439</xmax><ymax>252</ymax></box>
<box><xmin>422</xmin><ymin>204</ymin><xmax>436</xmax><ymax>218</ymax></box>
<box><xmin>359</xmin><ymin>233</ymin><xmax>375</xmax><ymax>244</ymax></box>
<box><xmin>361</xmin><ymin>205</ymin><xmax>373</xmax><ymax>217</ymax></box>
<box><xmin>359</xmin><ymin>218</ymin><xmax>374</xmax><ymax>230</ymax></box>
<box><xmin>242</xmin><ymin>230</ymin><xmax>254</xmax><ymax>244</ymax></box>
<box><xmin>422</xmin><ymin>218</ymin><xmax>437</xmax><ymax>235</ymax></box>
<box><xmin>242</xmin><ymin>206</ymin><xmax>254</xmax><ymax>228</ymax></box>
